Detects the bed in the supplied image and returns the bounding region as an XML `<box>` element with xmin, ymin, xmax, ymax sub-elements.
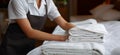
<box><xmin>27</xmin><ymin>20</ymin><xmax>120</xmax><ymax>55</ymax></box>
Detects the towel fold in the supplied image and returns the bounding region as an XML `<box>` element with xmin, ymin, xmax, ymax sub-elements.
<box><xmin>71</xmin><ymin>18</ymin><xmax>97</xmax><ymax>25</ymax></box>
<box><xmin>69</xmin><ymin>37</ymin><xmax>103</xmax><ymax>43</ymax></box>
<box><xmin>41</xmin><ymin>41</ymin><xmax>105</xmax><ymax>55</ymax></box>
<box><xmin>69</xmin><ymin>24</ymin><xmax>108</xmax><ymax>35</ymax></box>
<box><xmin>68</xmin><ymin>23</ymin><xmax>108</xmax><ymax>43</ymax></box>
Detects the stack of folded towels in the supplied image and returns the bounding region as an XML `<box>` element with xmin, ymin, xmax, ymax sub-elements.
<box><xmin>41</xmin><ymin>19</ymin><xmax>108</xmax><ymax>55</ymax></box>
<box><xmin>41</xmin><ymin>42</ymin><xmax>105</xmax><ymax>55</ymax></box>
<box><xmin>68</xmin><ymin>22</ymin><xmax>108</xmax><ymax>43</ymax></box>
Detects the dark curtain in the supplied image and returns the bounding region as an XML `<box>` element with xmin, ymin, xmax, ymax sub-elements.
<box><xmin>77</xmin><ymin>0</ymin><xmax>105</xmax><ymax>15</ymax></box>
<box><xmin>111</xmin><ymin>0</ymin><xmax>120</xmax><ymax>11</ymax></box>
<box><xmin>0</xmin><ymin>0</ymin><xmax>10</xmax><ymax>8</ymax></box>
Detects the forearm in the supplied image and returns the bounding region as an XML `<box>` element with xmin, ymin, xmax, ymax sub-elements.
<box><xmin>55</xmin><ymin>16</ymin><xmax>75</xmax><ymax>31</ymax></box>
<box><xmin>26</xmin><ymin>29</ymin><xmax>66</xmax><ymax>41</ymax></box>
<box><xmin>16</xmin><ymin>19</ymin><xmax>67</xmax><ymax>41</ymax></box>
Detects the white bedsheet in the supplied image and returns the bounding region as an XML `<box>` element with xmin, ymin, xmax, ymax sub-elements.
<box><xmin>27</xmin><ymin>21</ymin><xmax>120</xmax><ymax>55</ymax></box>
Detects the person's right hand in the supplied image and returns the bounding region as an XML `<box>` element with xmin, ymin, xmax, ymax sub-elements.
<box><xmin>52</xmin><ymin>35</ymin><xmax>68</xmax><ymax>41</ymax></box>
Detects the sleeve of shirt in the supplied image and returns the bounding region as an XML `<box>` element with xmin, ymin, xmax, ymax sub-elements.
<box><xmin>8</xmin><ymin>0</ymin><xmax>28</xmax><ymax>19</ymax></box>
<box><xmin>47</xmin><ymin>0</ymin><xmax>61</xmax><ymax>21</ymax></box>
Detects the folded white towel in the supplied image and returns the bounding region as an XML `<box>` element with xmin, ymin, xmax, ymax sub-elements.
<box><xmin>71</xmin><ymin>18</ymin><xmax>97</xmax><ymax>25</ymax></box>
<box><xmin>69</xmin><ymin>37</ymin><xmax>103</xmax><ymax>43</ymax></box>
<box><xmin>68</xmin><ymin>23</ymin><xmax>108</xmax><ymax>43</ymax></box>
<box><xmin>41</xmin><ymin>41</ymin><xmax>105</xmax><ymax>55</ymax></box>
<box><xmin>69</xmin><ymin>24</ymin><xmax>108</xmax><ymax>35</ymax></box>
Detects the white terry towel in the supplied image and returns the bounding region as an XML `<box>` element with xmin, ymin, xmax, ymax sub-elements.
<box><xmin>69</xmin><ymin>24</ymin><xmax>108</xmax><ymax>35</ymax></box>
<box><xmin>71</xmin><ymin>18</ymin><xmax>97</xmax><ymax>25</ymax></box>
<box><xmin>41</xmin><ymin>41</ymin><xmax>105</xmax><ymax>55</ymax></box>
<box><xmin>68</xmin><ymin>23</ymin><xmax>108</xmax><ymax>43</ymax></box>
<box><xmin>69</xmin><ymin>37</ymin><xmax>103</xmax><ymax>43</ymax></box>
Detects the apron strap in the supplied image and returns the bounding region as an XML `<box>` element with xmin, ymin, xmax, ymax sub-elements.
<box><xmin>45</xmin><ymin>0</ymin><xmax>48</xmax><ymax>17</ymax></box>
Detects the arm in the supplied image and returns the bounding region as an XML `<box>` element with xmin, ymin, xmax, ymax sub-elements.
<box><xmin>54</xmin><ymin>16</ymin><xmax>75</xmax><ymax>31</ymax></box>
<box><xmin>16</xmin><ymin>18</ymin><xmax>67</xmax><ymax>41</ymax></box>
<box><xmin>47</xmin><ymin>0</ymin><xmax>75</xmax><ymax>30</ymax></box>
<box><xmin>9</xmin><ymin>0</ymin><xmax>68</xmax><ymax>41</ymax></box>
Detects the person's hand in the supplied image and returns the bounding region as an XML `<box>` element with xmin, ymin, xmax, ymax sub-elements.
<box><xmin>52</xmin><ymin>35</ymin><xmax>68</xmax><ymax>41</ymax></box>
<box><xmin>59</xmin><ymin>35</ymin><xmax>68</xmax><ymax>41</ymax></box>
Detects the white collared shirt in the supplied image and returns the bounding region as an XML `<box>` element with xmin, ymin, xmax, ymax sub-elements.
<box><xmin>8</xmin><ymin>0</ymin><xmax>61</xmax><ymax>22</ymax></box>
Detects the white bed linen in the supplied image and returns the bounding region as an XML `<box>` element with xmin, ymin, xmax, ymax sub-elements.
<box><xmin>27</xmin><ymin>21</ymin><xmax>120</xmax><ymax>55</ymax></box>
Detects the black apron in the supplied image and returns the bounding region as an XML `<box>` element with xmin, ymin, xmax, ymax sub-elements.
<box><xmin>0</xmin><ymin>0</ymin><xmax>48</xmax><ymax>55</ymax></box>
